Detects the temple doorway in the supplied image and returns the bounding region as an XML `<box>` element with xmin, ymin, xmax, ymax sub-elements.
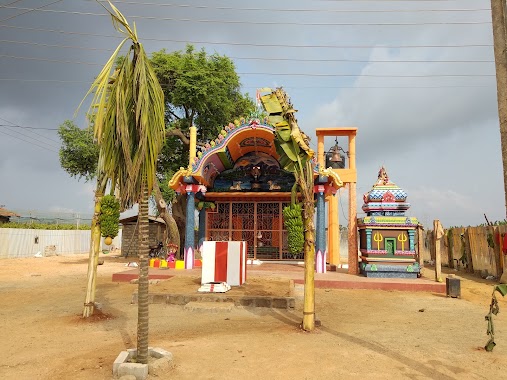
<box><xmin>206</xmin><ymin>200</ymin><xmax>298</xmax><ymax>260</ymax></box>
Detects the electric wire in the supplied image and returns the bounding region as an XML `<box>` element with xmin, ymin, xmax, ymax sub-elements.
<box><xmin>0</xmin><ymin>0</ymin><xmax>63</xmax><ymax>23</ymax></box>
<box><xmin>0</xmin><ymin>129</ymin><xmax>59</xmax><ymax>153</ymax></box>
<box><xmin>0</xmin><ymin>25</ymin><xmax>493</xmax><ymax>49</ymax></box>
<box><xmin>91</xmin><ymin>1</ymin><xmax>491</xmax><ymax>13</ymax></box>
<box><xmin>0</xmin><ymin>78</ymin><xmax>494</xmax><ymax>89</ymax></box>
<box><xmin>0</xmin><ymin>55</ymin><xmax>495</xmax><ymax>77</ymax></box>
<box><xmin>0</xmin><ymin>117</ymin><xmax>61</xmax><ymax>145</ymax></box>
<box><xmin>0</xmin><ymin>6</ymin><xmax>492</xmax><ymax>26</ymax></box>
<box><xmin>0</xmin><ymin>40</ymin><xmax>496</xmax><ymax>63</ymax></box>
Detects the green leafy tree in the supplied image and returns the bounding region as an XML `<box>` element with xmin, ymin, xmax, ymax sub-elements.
<box><xmin>58</xmin><ymin>120</ymin><xmax>98</xmax><ymax>181</ymax></box>
<box><xmin>151</xmin><ymin>45</ymin><xmax>255</xmax><ymax>174</ymax></box>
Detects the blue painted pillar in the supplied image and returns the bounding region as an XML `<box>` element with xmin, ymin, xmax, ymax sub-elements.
<box><xmin>184</xmin><ymin>186</ymin><xmax>196</xmax><ymax>269</ymax></box>
<box><xmin>408</xmin><ymin>230</ymin><xmax>415</xmax><ymax>252</ymax></box>
<box><xmin>198</xmin><ymin>208</ymin><xmax>206</xmax><ymax>248</ymax></box>
<box><xmin>366</xmin><ymin>229</ymin><xmax>372</xmax><ymax>251</ymax></box>
<box><xmin>315</xmin><ymin>185</ymin><xmax>326</xmax><ymax>273</ymax></box>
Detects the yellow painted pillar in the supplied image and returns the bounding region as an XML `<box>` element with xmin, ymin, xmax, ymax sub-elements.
<box><xmin>348</xmin><ymin>182</ymin><xmax>358</xmax><ymax>274</ymax></box>
<box><xmin>317</xmin><ymin>135</ymin><xmax>325</xmax><ymax>167</ymax></box>
<box><xmin>328</xmin><ymin>193</ymin><xmax>340</xmax><ymax>266</ymax></box>
<box><xmin>188</xmin><ymin>126</ymin><xmax>197</xmax><ymax>169</ymax></box>
<box><xmin>347</xmin><ymin>132</ymin><xmax>358</xmax><ymax>274</ymax></box>
<box><xmin>348</xmin><ymin>133</ymin><xmax>356</xmax><ymax>170</ymax></box>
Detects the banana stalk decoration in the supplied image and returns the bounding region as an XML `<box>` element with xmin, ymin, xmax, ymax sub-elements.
<box><xmin>259</xmin><ymin>88</ymin><xmax>314</xmax><ymax>172</ymax></box>
<box><xmin>259</xmin><ymin>87</ymin><xmax>316</xmax><ymax>331</ymax></box>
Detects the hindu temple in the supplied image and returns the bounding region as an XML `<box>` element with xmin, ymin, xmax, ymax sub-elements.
<box><xmin>168</xmin><ymin>88</ymin><xmax>360</xmax><ymax>273</ymax></box>
<box><xmin>357</xmin><ymin>167</ymin><xmax>420</xmax><ymax>278</ymax></box>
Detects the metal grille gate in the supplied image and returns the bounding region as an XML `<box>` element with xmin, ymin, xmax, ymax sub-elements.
<box><xmin>207</xmin><ymin>201</ymin><xmax>294</xmax><ymax>260</ymax></box>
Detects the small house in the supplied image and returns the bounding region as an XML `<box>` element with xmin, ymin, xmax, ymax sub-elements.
<box><xmin>0</xmin><ymin>207</ymin><xmax>19</xmax><ymax>224</ymax></box>
<box><xmin>120</xmin><ymin>215</ymin><xmax>166</xmax><ymax>257</ymax></box>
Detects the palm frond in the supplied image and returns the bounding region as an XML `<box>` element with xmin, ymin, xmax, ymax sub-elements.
<box><xmin>79</xmin><ymin>0</ymin><xmax>165</xmax><ymax>209</ymax></box>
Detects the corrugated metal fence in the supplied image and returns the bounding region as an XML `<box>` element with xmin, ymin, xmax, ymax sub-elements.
<box><xmin>422</xmin><ymin>225</ymin><xmax>506</xmax><ymax>277</ymax></box>
<box><xmin>0</xmin><ymin>229</ymin><xmax>122</xmax><ymax>259</ymax></box>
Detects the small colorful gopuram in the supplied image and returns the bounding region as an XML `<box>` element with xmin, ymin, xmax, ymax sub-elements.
<box><xmin>357</xmin><ymin>167</ymin><xmax>420</xmax><ymax>278</ymax></box>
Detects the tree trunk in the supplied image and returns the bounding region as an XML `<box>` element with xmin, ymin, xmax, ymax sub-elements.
<box><xmin>153</xmin><ymin>180</ymin><xmax>180</xmax><ymax>248</ymax></box>
<box><xmin>490</xmin><ymin>0</ymin><xmax>507</xmax><ymax>217</ymax></box>
<box><xmin>83</xmin><ymin>183</ymin><xmax>104</xmax><ymax>318</ymax></box>
<box><xmin>137</xmin><ymin>181</ymin><xmax>150</xmax><ymax>364</ymax></box>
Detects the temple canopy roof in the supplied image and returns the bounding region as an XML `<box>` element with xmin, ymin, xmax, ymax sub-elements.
<box><xmin>362</xmin><ymin>167</ymin><xmax>410</xmax><ymax>215</ymax></box>
<box><xmin>191</xmin><ymin>119</ymin><xmax>278</xmax><ymax>188</ymax></box>
<box><xmin>169</xmin><ymin>118</ymin><xmax>343</xmax><ymax>193</ymax></box>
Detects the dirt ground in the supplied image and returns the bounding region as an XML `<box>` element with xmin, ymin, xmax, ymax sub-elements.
<box><xmin>0</xmin><ymin>254</ymin><xmax>506</xmax><ymax>380</ymax></box>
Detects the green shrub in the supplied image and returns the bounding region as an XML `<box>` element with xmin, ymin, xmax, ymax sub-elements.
<box><xmin>0</xmin><ymin>222</ymin><xmax>91</xmax><ymax>230</ymax></box>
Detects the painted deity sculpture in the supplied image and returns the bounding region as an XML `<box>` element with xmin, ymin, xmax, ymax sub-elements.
<box><xmin>357</xmin><ymin>167</ymin><xmax>420</xmax><ymax>278</ymax></box>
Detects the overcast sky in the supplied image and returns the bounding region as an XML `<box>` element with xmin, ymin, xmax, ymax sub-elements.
<box><xmin>0</xmin><ymin>0</ymin><xmax>503</xmax><ymax>228</ymax></box>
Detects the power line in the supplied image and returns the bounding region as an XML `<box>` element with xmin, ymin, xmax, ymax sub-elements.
<box><xmin>0</xmin><ymin>0</ymin><xmax>63</xmax><ymax>23</ymax></box>
<box><xmin>314</xmin><ymin>0</ymin><xmax>483</xmax><ymax>2</ymax></box>
<box><xmin>0</xmin><ymin>117</ymin><xmax>61</xmax><ymax>145</ymax></box>
<box><xmin>0</xmin><ymin>54</ymin><xmax>495</xmax><ymax>74</ymax></box>
<box><xmin>0</xmin><ymin>40</ymin><xmax>496</xmax><ymax>63</ymax></box>
<box><xmin>1</xmin><ymin>6</ymin><xmax>492</xmax><ymax>25</ymax></box>
<box><xmin>0</xmin><ymin>124</ymin><xmax>59</xmax><ymax>131</ymax></box>
<box><xmin>0</xmin><ymin>39</ymin><xmax>113</xmax><ymax>52</ymax></box>
<box><xmin>0</xmin><ymin>55</ymin><xmax>495</xmax><ymax>77</ymax></box>
<box><xmin>0</xmin><ymin>54</ymin><xmax>102</xmax><ymax>66</ymax></box>
<box><xmin>93</xmin><ymin>1</ymin><xmax>492</xmax><ymax>13</ymax></box>
<box><xmin>0</xmin><ymin>129</ymin><xmax>58</xmax><ymax>153</ymax></box>
<box><xmin>0</xmin><ymin>25</ymin><xmax>493</xmax><ymax>49</ymax></box>
<box><xmin>0</xmin><ymin>78</ymin><xmax>493</xmax><ymax>89</ymax></box>
<box><xmin>240</xmin><ymin>72</ymin><xmax>495</xmax><ymax>77</ymax></box>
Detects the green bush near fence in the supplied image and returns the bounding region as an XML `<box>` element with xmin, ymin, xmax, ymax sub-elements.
<box><xmin>0</xmin><ymin>222</ymin><xmax>91</xmax><ymax>230</ymax></box>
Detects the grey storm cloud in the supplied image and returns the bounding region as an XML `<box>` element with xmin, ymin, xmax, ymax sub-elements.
<box><xmin>0</xmin><ymin>0</ymin><xmax>503</xmax><ymax>227</ymax></box>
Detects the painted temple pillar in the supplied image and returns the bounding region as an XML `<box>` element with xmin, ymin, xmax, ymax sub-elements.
<box><xmin>184</xmin><ymin>125</ymin><xmax>198</xmax><ymax>269</ymax></box>
<box><xmin>348</xmin><ymin>132</ymin><xmax>359</xmax><ymax>275</ymax></box>
<box><xmin>327</xmin><ymin>193</ymin><xmax>340</xmax><ymax>266</ymax></box>
<box><xmin>315</xmin><ymin>184</ymin><xmax>326</xmax><ymax>273</ymax></box>
<box><xmin>198</xmin><ymin>208</ymin><xmax>206</xmax><ymax>248</ymax></box>
<box><xmin>184</xmin><ymin>184</ymin><xmax>197</xmax><ymax>269</ymax></box>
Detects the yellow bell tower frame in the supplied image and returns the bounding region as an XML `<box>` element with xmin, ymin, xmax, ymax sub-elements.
<box><xmin>316</xmin><ymin>127</ymin><xmax>358</xmax><ymax>275</ymax></box>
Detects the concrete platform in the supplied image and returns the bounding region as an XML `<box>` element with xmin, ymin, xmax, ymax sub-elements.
<box><xmin>112</xmin><ymin>268</ymin><xmax>174</xmax><ymax>282</ymax></box>
<box><xmin>131</xmin><ymin>292</ymin><xmax>295</xmax><ymax>309</ymax></box>
<box><xmin>113</xmin><ymin>263</ymin><xmax>445</xmax><ymax>293</ymax></box>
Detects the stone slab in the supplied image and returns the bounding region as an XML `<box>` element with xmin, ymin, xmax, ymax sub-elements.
<box><xmin>293</xmin><ymin>279</ymin><xmax>445</xmax><ymax>293</ymax></box>
<box><xmin>113</xmin><ymin>351</ymin><xmax>130</xmax><ymax>377</ymax></box>
<box><xmin>131</xmin><ymin>292</ymin><xmax>295</xmax><ymax>309</ymax></box>
<box><xmin>364</xmin><ymin>272</ymin><xmax>419</xmax><ymax>279</ymax></box>
<box><xmin>113</xmin><ymin>347</ymin><xmax>173</xmax><ymax>380</ymax></box>
<box><xmin>117</xmin><ymin>363</ymin><xmax>148</xmax><ymax>380</ymax></box>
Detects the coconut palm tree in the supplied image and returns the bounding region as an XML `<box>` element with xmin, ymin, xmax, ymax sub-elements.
<box><xmin>80</xmin><ymin>1</ymin><xmax>165</xmax><ymax>364</ymax></box>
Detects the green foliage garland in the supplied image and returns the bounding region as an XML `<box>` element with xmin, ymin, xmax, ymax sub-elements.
<box><xmin>99</xmin><ymin>195</ymin><xmax>120</xmax><ymax>238</ymax></box>
<box><xmin>283</xmin><ymin>203</ymin><xmax>304</xmax><ymax>256</ymax></box>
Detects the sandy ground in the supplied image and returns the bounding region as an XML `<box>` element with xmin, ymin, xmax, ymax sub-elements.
<box><xmin>0</xmin><ymin>254</ymin><xmax>506</xmax><ymax>380</ymax></box>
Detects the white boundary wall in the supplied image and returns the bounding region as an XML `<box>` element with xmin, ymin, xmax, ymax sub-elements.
<box><xmin>0</xmin><ymin>228</ymin><xmax>122</xmax><ymax>259</ymax></box>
